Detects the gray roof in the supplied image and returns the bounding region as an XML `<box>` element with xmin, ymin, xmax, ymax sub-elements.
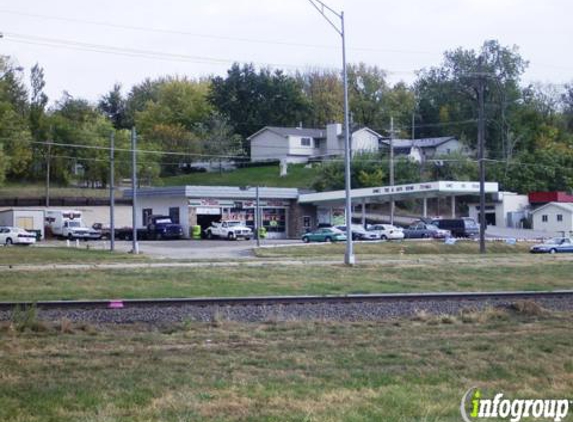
<box><xmin>248</xmin><ymin>126</ymin><xmax>325</xmax><ymax>140</ymax></box>
<box><xmin>380</xmin><ymin>137</ymin><xmax>457</xmax><ymax>149</ymax></box>
<box><xmin>531</xmin><ymin>202</ymin><xmax>573</xmax><ymax>215</ymax></box>
<box><xmin>124</xmin><ymin>185</ymin><xmax>300</xmax><ymax>200</ymax></box>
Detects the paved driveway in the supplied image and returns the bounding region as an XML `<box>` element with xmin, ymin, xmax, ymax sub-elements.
<box><xmin>43</xmin><ymin>238</ymin><xmax>301</xmax><ymax>260</ymax></box>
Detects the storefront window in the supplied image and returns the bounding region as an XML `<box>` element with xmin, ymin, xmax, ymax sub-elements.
<box><xmin>223</xmin><ymin>207</ymin><xmax>286</xmax><ymax>233</ymax></box>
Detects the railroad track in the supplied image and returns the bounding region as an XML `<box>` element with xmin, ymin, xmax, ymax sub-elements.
<box><xmin>2</xmin><ymin>290</ymin><xmax>573</xmax><ymax>312</ymax></box>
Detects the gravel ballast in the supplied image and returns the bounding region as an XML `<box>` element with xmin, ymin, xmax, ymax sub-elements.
<box><xmin>1</xmin><ymin>297</ymin><xmax>572</xmax><ymax>325</ymax></box>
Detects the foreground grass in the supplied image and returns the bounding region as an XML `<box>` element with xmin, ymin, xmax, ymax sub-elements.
<box><xmin>255</xmin><ymin>240</ymin><xmax>533</xmax><ymax>258</ymax></box>
<box><xmin>162</xmin><ymin>163</ymin><xmax>318</xmax><ymax>188</ymax></box>
<box><xmin>0</xmin><ymin>247</ymin><xmax>147</xmax><ymax>265</ymax></box>
<box><xmin>1</xmin><ymin>310</ymin><xmax>572</xmax><ymax>421</ymax></box>
<box><xmin>1</xmin><ymin>259</ymin><xmax>572</xmax><ymax>301</ymax></box>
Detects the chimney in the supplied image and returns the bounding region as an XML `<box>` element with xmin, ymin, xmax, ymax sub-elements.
<box><xmin>326</xmin><ymin>123</ymin><xmax>343</xmax><ymax>156</ymax></box>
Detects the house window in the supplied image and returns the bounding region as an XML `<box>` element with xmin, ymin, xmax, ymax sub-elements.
<box><xmin>143</xmin><ymin>208</ymin><xmax>153</xmax><ymax>226</ymax></box>
<box><xmin>557</xmin><ymin>214</ymin><xmax>563</xmax><ymax>222</ymax></box>
<box><xmin>301</xmin><ymin>137</ymin><xmax>312</xmax><ymax>147</ymax></box>
<box><xmin>169</xmin><ymin>207</ymin><xmax>180</xmax><ymax>224</ymax></box>
<box><xmin>541</xmin><ymin>215</ymin><xmax>548</xmax><ymax>223</ymax></box>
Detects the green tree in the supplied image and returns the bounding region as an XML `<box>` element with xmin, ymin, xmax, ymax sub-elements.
<box><xmin>297</xmin><ymin>68</ymin><xmax>343</xmax><ymax>126</ymax></box>
<box><xmin>311</xmin><ymin>153</ymin><xmax>387</xmax><ymax>191</ymax></box>
<box><xmin>99</xmin><ymin>83</ymin><xmax>127</xmax><ymax>129</ymax></box>
<box><xmin>209</xmin><ymin>63</ymin><xmax>310</xmax><ymax>139</ymax></box>
<box><xmin>415</xmin><ymin>40</ymin><xmax>527</xmax><ymax>159</ymax></box>
<box><xmin>0</xmin><ymin>57</ymin><xmax>32</xmax><ymax>181</ymax></box>
<box><xmin>134</xmin><ymin>77</ymin><xmax>212</xmax><ymax>175</ymax></box>
<box><xmin>347</xmin><ymin>63</ymin><xmax>388</xmax><ymax>128</ymax></box>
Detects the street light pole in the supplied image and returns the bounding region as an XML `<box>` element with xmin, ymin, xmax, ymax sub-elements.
<box><xmin>477</xmin><ymin>57</ymin><xmax>487</xmax><ymax>254</ymax></box>
<box><xmin>109</xmin><ymin>131</ymin><xmax>115</xmax><ymax>252</ymax></box>
<box><xmin>389</xmin><ymin>117</ymin><xmax>395</xmax><ymax>226</ymax></box>
<box><xmin>308</xmin><ymin>0</ymin><xmax>355</xmax><ymax>265</ymax></box>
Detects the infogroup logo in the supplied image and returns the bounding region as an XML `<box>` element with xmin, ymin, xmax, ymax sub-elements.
<box><xmin>461</xmin><ymin>387</ymin><xmax>571</xmax><ymax>422</ymax></box>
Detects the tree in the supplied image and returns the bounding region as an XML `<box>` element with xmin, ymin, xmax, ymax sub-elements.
<box><xmin>99</xmin><ymin>83</ymin><xmax>127</xmax><ymax>129</ymax></box>
<box><xmin>347</xmin><ymin>63</ymin><xmax>388</xmax><ymax>128</ymax></box>
<box><xmin>0</xmin><ymin>144</ymin><xmax>8</xmax><ymax>186</ymax></box>
<box><xmin>415</xmin><ymin>40</ymin><xmax>527</xmax><ymax>159</ymax></box>
<box><xmin>123</xmin><ymin>77</ymin><xmax>165</xmax><ymax>128</ymax></box>
<box><xmin>209</xmin><ymin>63</ymin><xmax>310</xmax><ymax>139</ymax></box>
<box><xmin>297</xmin><ymin>68</ymin><xmax>343</xmax><ymax>126</ymax></box>
<box><xmin>134</xmin><ymin>77</ymin><xmax>212</xmax><ymax>175</ymax></box>
<box><xmin>195</xmin><ymin>112</ymin><xmax>244</xmax><ymax>170</ymax></box>
<box><xmin>0</xmin><ymin>57</ymin><xmax>32</xmax><ymax>181</ymax></box>
<box><xmin>311</xmin><ymin>153</ymin><xmax>387</xmax><ymax>191</ymax></box>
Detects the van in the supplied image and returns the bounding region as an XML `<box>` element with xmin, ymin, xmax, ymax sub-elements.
<box><xmin>432</xmin><ymin>218</ymin><xmax>479</xmax><ymax>238</ymax></box>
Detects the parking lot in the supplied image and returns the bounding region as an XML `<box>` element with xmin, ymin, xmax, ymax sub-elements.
<box><xmin>40</xmin><ymin>238</ymin><xmax>301</xmax><ymax>260</ymax></box>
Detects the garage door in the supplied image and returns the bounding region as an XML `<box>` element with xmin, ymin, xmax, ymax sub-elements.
<box><xmin>16</xmin><ymin>217</ymin><xmax>34</xmax><ymax>230</ymax></box>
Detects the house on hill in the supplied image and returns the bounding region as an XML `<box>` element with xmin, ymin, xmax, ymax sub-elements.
<box><xmin>379</xmin><ymin>136</ymin><xmax>470</xmax><ymax>163</ymax></box>
<box><xmin>248</xmin><ymin>123</ymin><xmax>382</xmax><ymax>164</ymax></box>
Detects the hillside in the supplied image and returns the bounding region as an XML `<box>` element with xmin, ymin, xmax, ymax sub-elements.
<box><xmin>160</xmin><ymin>164</ymin><xmax>319</xmax><ymax>188</ymax></box>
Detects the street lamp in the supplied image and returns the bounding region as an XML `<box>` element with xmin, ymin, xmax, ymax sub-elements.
<box><xmin>308</xmin><ymin>0</ymin><xmax>355</xmax><ymax>265</ymax></box>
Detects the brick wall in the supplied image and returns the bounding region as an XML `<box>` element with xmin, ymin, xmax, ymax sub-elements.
<box><xmin>288</xmin><ymin>202</ymin><xmax>317</xmax><ymax>238</ymax></box>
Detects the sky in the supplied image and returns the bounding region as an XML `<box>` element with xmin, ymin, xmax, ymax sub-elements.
<box><xmin>1</xmin><ymin>0</ymin><xmax>572</xmax><ymax>104</ymax></box>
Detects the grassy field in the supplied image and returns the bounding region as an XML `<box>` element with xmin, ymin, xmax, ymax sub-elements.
<box><xmin>162</xmin><ymin>163</ymin><xmax>318</xmax><ymax>188</ymax></box>
<box><xmin>255</xmin><ymin>240</ymin><xmax>534</xmax><ymax>258</ymax></box>
<box><xmin>1</xmin><ymin>309</ymin><xmax>572</xmax><ymax>421</ymax></box>
<box><xmin>1</xmin><ymin>259</ymin><xmax>572</xmax><ymax>301</ymax></box>
<box><xmin>0</xmin><ymin>247</ymin><xmax>147</xmax><ymax>266</ymax></box>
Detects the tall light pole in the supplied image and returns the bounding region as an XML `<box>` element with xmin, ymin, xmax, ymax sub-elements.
<box><xmin>308</xmin><ymin>0</ymin><xmax>355</xmax><ymax>265</ymax></box>
<box><xmin>109</xmin><ymin>131</ymin><xmax>115</xmax><ymax>252</ymax></box>
<box><xmin>476</xmin><ymin>57</ymin><xmax>487</xmax><ymax>254</ymax></box>
<box><xmin>389</xmin><ymin>117</ymin><xmax>395</xmax><ymax>226</ymax></box>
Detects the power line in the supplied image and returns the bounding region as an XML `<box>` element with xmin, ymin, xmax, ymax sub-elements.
<box><xmin>0</xmin><ymin>9</ymin><xmax>439</xmax><ymax>57</ymax></box>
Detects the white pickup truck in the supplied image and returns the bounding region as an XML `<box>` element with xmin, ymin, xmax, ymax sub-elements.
<box><xmin>205</xmin><ymin>221</ymin><xmax>253</xmax><ymax>240</ymax></box>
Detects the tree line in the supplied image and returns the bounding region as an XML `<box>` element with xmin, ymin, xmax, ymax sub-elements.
<box><xmin>0</xmin><ymin>39</ymin><xmax>572</xmax><ymax>193</ymax></box>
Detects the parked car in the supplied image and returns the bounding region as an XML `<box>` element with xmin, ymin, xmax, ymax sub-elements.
<box><xmin>0</xmin><ymin>226</ymin><xmax>37</xmax><ymax>245</ymax></box>
<box><xmin>530</xmin><ymin>237</ymin><xmax>573</xmax><ymax>254</ymax></box>
<box><xmin>335</xmin><ymin>224</ymin><xmax>380</xmax><ymax>241</ymax></box>
<box><xmin>367</xmin><ymin>224</ymin><xmax>405</xmax><ymax>240</ymax></box>
<box><xmin>402</xmin><ymin>222</ymin><xmax>450</xmax><ymax>239</ymax></box>
<box><xmin>431</xmin><ymin>218</ymin><xmax>479</xmax><ymax>238</ymax></box>
<box><xmin>302</xmin><ymin>228</ymin><xmax>347</xmax><ymax>243</ymax></box>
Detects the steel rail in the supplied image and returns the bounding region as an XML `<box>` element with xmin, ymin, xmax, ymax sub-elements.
<box><xmin>1</xmin><ymin>290</ymin><xmax>572</xmax><ymax>311</ymax></box>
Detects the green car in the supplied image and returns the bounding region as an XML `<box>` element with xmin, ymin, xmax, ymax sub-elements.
<box><xmin>302</xmin><ymin>228</ymin><xmax>347</xmax><ymax>243</ymax></box>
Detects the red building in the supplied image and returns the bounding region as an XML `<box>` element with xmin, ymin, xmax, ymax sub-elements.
<box><xmin>528</xmin><ymin>191</ymin><xmax>573</xmax><ymax>204</ymax></box>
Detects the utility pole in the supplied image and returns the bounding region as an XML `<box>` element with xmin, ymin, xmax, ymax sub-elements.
<box><xmin>389</xmin><ymin>117</ymin><xmax>395</xmax><ymax>226</ymax></box>
<box><xmin>308</xmin><ymin>0</ymin><xmax>354</xmax><ymax>265</ymax></box>
<box><xmin>109</xmin><ymin>131</ymin><xmax>115</xmax><ymax>252</ymax></box>
<box><xmin>45</xmin><ymin>137</ymin><xmax>52</xmax><ymax>207</ymax></box>
<box><xmin>131</xmin><ymin>127</ymin><xmax>139</xmax><ymax>254</ymax></box>
<box><xmin>477</xmin><ymin>57</ymin><xmax>487</xmax><ymax>254</ymax></box>
<box><xmin>255</xmin><ymin>185</ymin><xmax>261</xmax><ymax>248</ymax></box>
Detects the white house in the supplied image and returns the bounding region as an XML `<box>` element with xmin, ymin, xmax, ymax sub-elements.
<box><xmin>531</xmin><ymin>202</ymin><xmax>573</xmax><ymax>235</ymax></box>
<box><xmin>248</xmin><ymin>123</ymin><xmax>382</xmax><ymax>164</ymax></box>
<box><xmin>379</xmin><ymin>137</ymin><xmax>470</xmax><ymax>163</ymax></box>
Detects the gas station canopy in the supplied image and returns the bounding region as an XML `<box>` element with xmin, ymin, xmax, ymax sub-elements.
<box><xmin>298</xmin><ymin>181</ymin><xmax>499</xmax><ymax>206</ymax></box>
